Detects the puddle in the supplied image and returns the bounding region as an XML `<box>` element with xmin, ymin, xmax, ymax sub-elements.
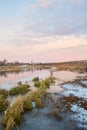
<box><xmin>54</xmin><ymin>71</ymin><xmax>86</xmax><ymax>82</ymax></box>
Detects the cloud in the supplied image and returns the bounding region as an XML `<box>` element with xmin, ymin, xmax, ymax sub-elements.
<box><xmin>21</xmin><ymin>0</ymin><xmax>87</xmax><ymax>37</ymax></box>
<box><xmin>0</xmin><ymin>0</ymin><xmax>87</xmax><ymax>47</ymax></box>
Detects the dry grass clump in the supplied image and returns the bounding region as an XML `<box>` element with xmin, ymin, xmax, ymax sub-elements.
<box><xmin>26</xmin><ymin>88</ymin><xmax>47</xmax><ymax>108</ymax></box>
<box><xmin>33</xmin><ymin>76</ymin><xmax>56</xmax><ymax>89</ymax></box>
<box><xmin>2</xmin><ymin>95</ymin><xmax>24</xmax><ymax>130</ymax></box>
<box><xmin>0</xmin><ymin>88</ymin><xmax>8</xmax><ymax>111</ymax></box>
<box><xmin>0</xmin><ymin>95</ymin><xmax>8</xmax><ymax>111</ymax></box>
<box><xmin>23</xmin><ymin>96</ymin><xmax>33</xmax><ymax>111</ymax></box>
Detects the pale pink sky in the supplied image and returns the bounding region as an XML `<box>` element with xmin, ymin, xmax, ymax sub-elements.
<box><xmin>0</xmin><ymin>0</ymin><xmax>87</xmax><ymax>62</ymax></box>
<box><xmin>0</xmin><ymin>36</ymin><xmax>87</xmax><ymax>62</ymax></box>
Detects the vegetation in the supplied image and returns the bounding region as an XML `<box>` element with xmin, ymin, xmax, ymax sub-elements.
<box><xmin>0</xmin><ymin>60</ymin><xmax>87</xmax><ymax>74</ymax></box>
<box><xmin>23</xmin><ymin>96</ymin><xmax>33</xmax><ymax>111</ymax></box>
<box><xmin>0</xmin><ymin>95</ymin><xmax>8</xmax><ymax>111</ymax></box>
<box><xmin>2</xmin><ymin>79</ymin><xmax>48</xmax><ymax>129</ymax></box>
<box><xmin>34</xmin><ymin>81</ymin><xmax>41</xmax><ymax>87</ymax></box>
<box><xmin>41</xmin><ymin>76</ymin><xmax>56</xmax><ymax>89</ymax></box>
<box><xmin>2</xmin><ymin>96</ymin><xmax>24</xmax><ymax>130</ymax></box>
<box><xmin>1</xmin><ymin>75</ymin><xmax>56</xmax><ymax>130</ymax></box>
<box><xmin>0</xmin><ymin>88</ymin><xmax>8</xmax><ymax>98</ymax></box>
<box><xmin>33</xmin><ymin>76</ymin><xmax>56</xmax><ymax>89</ymax></box>
<box><xmin>33</xmin><ymin>88</ymin><xmax>46</xmax><ymax>108</ymax></box>
<box><xmin>55</xmin><ymin>60</ymin><xmax>87</xmax><ymax>73</ymax></box>
<box><xmin>32</xmin><ymin>77</ymin><xmax>39</xmax><ymax>82</ymax></box>
<box><xmin>9</xmin><ymin>83</ymin><xmax>30</xmax><ymax>95</ymax></box>
<box><xmin>0</xmin><ymin>88</ymin><xmax>8</xmax><ymax>111</ymax></box>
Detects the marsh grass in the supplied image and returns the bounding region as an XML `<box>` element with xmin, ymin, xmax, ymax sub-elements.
<box><xmin>34</xmin><ymin>81</ymin><xmax>41</xmax><ymax>87</ymax></box>
<box><xmin>23</xmin><ymin>96</ymin><xmax>33</xmax><ymax>111</ymax></box>
<box><xmin>2</xmin><ymin>95</ymin><xmax>24</xmax><ymax>130</ymax></box>
<box><xmin>2</xmin><ymin>76</ymin><xmax>56</xmax><ymax>129</ymax></box>
<box><xmin>0</xmin><ymin>88</ymin><xmax>8</xmax><ymax>98</ymax></box>
<box><xmin>32</xmin><ymin>77</ymin><xmax>39</xmax><ymax>82</ymax></box>
<box><xmin>0</xmin><ymin>95</ymin><xmax>8</xmax><ymax>111</ymax></box>
<box><xmin>2</xmin><ymin>85</ymin><xmax>47</xmax><ymax>129</ymax></box>
<box><xmin>0</xmin><ymin>89</ymin><xmax>8</xmax><ymax>111</ymax></box>
<box><xmin>33</xmin><ymin>76</ymin><xmax>56</xmax><ymax>89</ymax></box>
<box><xmin>9</xmin><ymin>83</ymin><xmax>30</xmax><ymax>95</ymax></box>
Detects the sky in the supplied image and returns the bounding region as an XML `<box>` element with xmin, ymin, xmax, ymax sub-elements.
<box><xmin>0</xmin><ymin>0</ymin><xmax>87</xmax><ymax>63</ymax></box>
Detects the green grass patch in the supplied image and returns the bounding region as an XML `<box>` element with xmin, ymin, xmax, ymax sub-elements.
<box><xmin>32</xmin><ymin>77</ymin><xmax>39</xmax><ymax>82</ymax></box>
<box><xmin>9</xmin><ymin>83</ymin><xmax>30</xmax><ymax>95</ymax></box>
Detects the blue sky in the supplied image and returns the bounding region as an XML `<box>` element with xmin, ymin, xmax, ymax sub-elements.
<box><xmin>0</xmin><ymin>0</ymin><xmax>87</xmax><ymax>62</ymax></box>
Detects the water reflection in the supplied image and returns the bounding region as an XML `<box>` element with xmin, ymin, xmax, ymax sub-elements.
<box><xmin>0</xmin><ymin>69</ymin><xmax>50</xmax><ymax>90</ymax></box>
<box><xmin>0</xmin><ymin>69</ymin><xmax>43</xmax><ymax>77</ymax></box>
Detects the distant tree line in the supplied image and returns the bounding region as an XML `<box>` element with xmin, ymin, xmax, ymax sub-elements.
<box><xmin>0</xmin><ymin>59</ymin><xmax>28</xmax><ymax>66</ymax></box>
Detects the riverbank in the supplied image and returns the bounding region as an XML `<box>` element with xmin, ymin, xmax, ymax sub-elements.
<box><xmin>0</xmin><ymin>60</ymin><xmax>87</xmax><ymax>74</ymax></box>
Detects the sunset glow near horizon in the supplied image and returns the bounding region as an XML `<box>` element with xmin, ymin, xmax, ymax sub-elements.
<box><xmin>0</xmin><ymin>0</ymin><xmax>87</xmax><ymax>63</ymax></box>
